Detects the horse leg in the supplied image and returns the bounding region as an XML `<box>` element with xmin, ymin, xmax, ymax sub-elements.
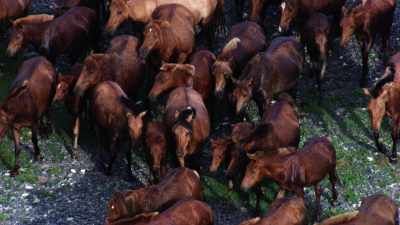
<box><xmin>390</xmin><ymin>117</ymin><xmax>399</xmax><ymax>163</ymax></box>
<box><xmin>32</xmin><ymin>124</ymin><xmax>43</xmax><ymax>161</ymax></box>
<box><xmin>106</xmin><ymin>133</ymin><xmax>119</xmax><ymax>175</ymax></box>
<box><xmin>11</xmin><ymin>128</ymin><xmax>21</xmax><ymax>176</ymax></box>
<box><xmin>329</xmin><ymin>167</ymin><xmax>339</xmax><ymax>205</ymax></box>
<box><xmin>314</xmin><ymin>184</ymin><xmax>322</xmax><ymax>221</ymax></box>
<box><xmin>72</xmin><ymin>116</ymin><xmax>80</xmax><ymax>159</ymax></box>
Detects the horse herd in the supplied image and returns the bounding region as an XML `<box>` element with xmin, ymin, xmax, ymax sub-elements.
<box><xmin>0</xmin><ymin>0</ymin><xmax>399</xmax><ymax>224</ymax></box>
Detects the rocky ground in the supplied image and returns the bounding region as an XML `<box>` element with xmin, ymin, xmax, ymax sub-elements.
<box><xmin>0</xmin><ymin>0</ymin><xmax>400</xmax><ymax>225</ymax></box>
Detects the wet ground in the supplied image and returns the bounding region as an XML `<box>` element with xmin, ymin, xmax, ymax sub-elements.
<box><xmin>0</xmin><ymin>0</ymin><xmax>400</xmax><ymax>225</ymax></box>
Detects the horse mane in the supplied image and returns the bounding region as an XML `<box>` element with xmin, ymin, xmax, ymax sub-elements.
<box><xmin>13</xmin><ymin>14</ymin><xmax>54</xmax><ymax>27</ymax></box>
<box><xmin>221</xmin><ymin>38</ymin><xmax>241</xmax><ymax>57</ymax></box>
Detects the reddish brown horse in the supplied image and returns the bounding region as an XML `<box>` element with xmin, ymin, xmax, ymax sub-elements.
<box><xmin>0</xmin><ymin>0</ymin><xmax>31</xmax><ymax>21</ymax></box>
<box><xmin>0</xmin><ymin>57</ymin><xmax>56</xmax><ymax>176</ymax></box>
<box><xmin>364</xmin><ymin>82</ymin><xmax>400</xmax><ymax>163</ymax></box>
<box><xmin>278</xmin><ymin>0</ymin><xmax>345</xmax><ymax>32</ymax></box>
<box><xmin>145</xmin><ymin>121</ymin><xmax>168</xmax><ymax>179</ymax></box>
<box><xmin>41</xmin><ymin>7</ymin><xmax>97</xmax><ymax>60</ymax></box>
<box><xmin>149</xmin><ymin>50</ymin><xmax>215</xmax><ymax>101</ymax></box>
<box><xmin>232</xmin><ymin>37</ymin><xmax>303</xmax><ymax>115</ymax></box>
<box><xmin>105</xmin><ymin>0</ymin><xmax>223</xmax><ymax>33</ymax></box>
<box><xmin>301</xmin><ymin>13</ymin><xmax>331</xmax><ymax>98</ymax></box>
<box><xmin>238</xmin><ymin>196</ymin><xmax>306</xmax><ymax>225</ymax></box>
<box><xmin>91</xmin><ymin>81</ymin><xmax>147</xmax><ymax>175</ymax></box>
<box><xmin>242</xmin><ymin>137</ymin><xmax>338</xmax><ymax>220</ymax></box>
<box><xmin>316</xmin><ymin>194</ymin><xmax>398</xmax><ymax>225</ymax></box>
<box><xmin>212</xmin><ymin>21</ymin><xmax>266</xmax><ymax>98</ymax></box>
<box><xmin>105</xmin><ymin>168</ymin><xmax>202</xmax><ymax>224</ymax></box>
<box><xmin>368</xmin><ymin>52</ymin><xmax>400</xmax><ymax>97</ymax></box>
<box><xmin>165</xmin><ymin>87</ymin><xmax>210</xmax><ymax>167</ymax></box>
<box><xmin>53</xmin><ymin>64</ymin><xmax>82</xmax><ymax>157</ymax></box>
<box><xmin>139</xmin><ymin>4</ymin><xmax>196</xmax><ymax>63</ymax></box>
<box><xmin>7</xmin><ymin>14</ymin><xmax>54</xmax><ymax>56</ymax></box>
<box><xmin>74</xmin><ymin>35</ymin><xmax>144</xmax><ymax>97</ymax></box>
<box><xmin>340</xmin><ymin>0</ymin><xmax>397</xmax><ymax>86</ymax></box>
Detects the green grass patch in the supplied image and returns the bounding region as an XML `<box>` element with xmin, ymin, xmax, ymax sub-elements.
<box><xmin>0</xmin><ymin>213</ymin><xmax>8</xmax><ymax>222</ymax></box>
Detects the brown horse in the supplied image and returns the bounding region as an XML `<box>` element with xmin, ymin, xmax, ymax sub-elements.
<box><xmin>212</xmin><ymin>21</ymin><xmax>266</xmax><ymax>98</ymax></box>
<box><xmin>242</xmin><ymin>137</ymin><xmax>338</xmax><ymax>220</ymax></box>
<box><xmin>6</xmin><ymin>14</ymin><xmax>54</xmax><ymax>56</ymax></box>
<box><xmin>91</xmin><ymin>81</ymin><xmax>147</xmax><ymax>175</ymax></box>
<box><xmin>249</xmin><ymin>0</ymin><xmax>282</xmax><ymax>22</ymax></box>
<box><xmin>0</xmin><ymin>0</ymin><xmax>31</xmax><ymax>21</ymax></box>
<box><xmin>368</xmin><ymin>52</ymin><xmax>400</xmax><ymax>97</ymax></box>
<box><xmin>53</xmin><ymin>64</ymin><xmax>83</xmax><ymax>157</ymax></box>
<box><xmin>149</xmin><ymin>50</ymin><xmax>215</xmax><ymax>101</ymax></box>
<box><xmin>232</xmin><ymin>37</ymin><xmax>303</xmax><ymax>115</ymax></box>
<box><xmin>0</xmin><ymin>57</ymin><xmax>56</xmax><ymax>176</ymax></box>
<box><xmin>340</xmin><ymin>0</ymin><xmax>396</xmax><ymax>86</ymax></box>
<box><xmin>165</xmin><ymin>87</ymin><xmax>210</xmax><ymax>167</ymax></box>
<box><xmin>364</xmin><ymin>82</ymin><xmax>400</xmax><ymax>163</ymax></box>
<box><xmin>74</xmin><ymin>35</ymin><xmax>144</xmax><ymax>97</ymax></box>
<box><xmin>301</xmin><ymin>13</ymin><xmax>331</xmax><ymax>98</ymax></box>
<box><xmin>316</xmin><ymin>194</ymin><xmax>398</xmax><ymax>225</ymax></box>
<box><xmin>41</xmin><ymin>7</ymin><xmax>97</xmax><ymax>61</ymax></box>
<box><xmin>238</xmin><ymin>196</ymin><xmax>306</xmax><ymax>225</ymax></box>
<box><xmin>279</xmin><ymin>0</ymin><xmax>345</xmax><ymax>32</ymax></box>
<box><xmin>145</xmin><ymin>121</ymin><xmax>168</xmax><ymax>179</ymax></box>
<box><xmin>139</xmin><ymin>4</ymin><xmax>196</xmax><ymax>63</ymax></box>
<box><xmin>105</xmin><ymin>0</ymin><xmax>223</xmax><ymax>33</ymax></box>
<box><xmin>105</xmin><ymin>168</ymin><xmax>202</xmax><ymax>224</ymax></box>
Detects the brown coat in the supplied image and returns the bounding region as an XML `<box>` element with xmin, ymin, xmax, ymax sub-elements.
<box><xmin>368</xmin><ymin>52</ymin><xmax>400</xmax><ymax>97</ymax></box>
<box><xmin>233</xmin><ymin>37</ymin><xmax>303</xmax><ymax>115</ymax></box>
<box><xmin>74</xmin><ymin>35</ymin><xmax>144</xmax><ymax>97</ymax></box>
<box><xmin>0</xmin><ymin>56</ymin><xmax>56</xmax><ymax>176</ymax></box>
<box><xmin>149</xmin><ymin>50</ymin><xmax>215</xmax><ymax>101</ymax></box>
<box><xmin>105</xmin><ymin>168</ymin><xmax>202</xmax><ymax>224</ymax></box>
<box><xmin>145</xmin><ymin>121</ymin><xmax>168</xmax><ymax>179</ymax></box>
<box><xmin>6</xmin><ymin>14</ymin><xmax>54</xmax><ymax>56</ymax></box>
<box><xmin>0</xmin><ymin>0</ymin><xmax>31</xmax><ymax>21</ymax></box>
<box><xmin>105</xmin><ymin>0</ymin><xmax>222</xmax><ymax>32</ymax></box>
<box><xmin>365</xmin><ymin>82</ymin><xmax>400</xmax><ymax>163</ymax></box>
<box><xmin>340</xmin><ymin>0</ymin><xmax>396</xmax><ymax>86</ymax></box>
<box><xmin>301</xmin><ymin>13</ymin><xmax>331</xmax><ymax>97</ymax></box>
<box><xmin>317</xmin><ymin>194</ymin><xmax>398</xmax><ymax>225</ymax></box>
<box><xmin>212</xmin><ymin>21</ymin><xmax>266</xmax><ymax>97</ymax></box>
<box><xmin>239</xmin><ymin>196</ymin><xmax>306</xmax><ymax>225</ymax></box>
<box><xmin>165</xmin><ymin>87</ymin><xmax>210</xmax><ymax>167</ymax></box>
<box><xmin>41</xmin><ymin>6</ymin><xmax>96</xmax><ymax>60</ymax></box>
<box><xmin>91</xmin><ymin>81</ymin><xmax>147</xmax><ymax>175</ymax></box>
<box><xmin>239</xmin><ymin>100</ymin><xmax>300</xmax><ymax>153</ymax></box>
<box><xmin>242</xmin><ymin>137</ymin><xmax>338</xmax><ymax>219</ymax></box>
<box><xmin>139</xmin><ymin>200</ymin><xmax>213</xmax><ymax>225</ymax></box>
<box><xmin>139</xmin><ymin>4</ymin><xmax>196</xmax><ymax>63</ymax></box>
<box><xmin>279</xmin><ymin>0</ymin><xmax>345</xmax><ymax>32</ymax></box>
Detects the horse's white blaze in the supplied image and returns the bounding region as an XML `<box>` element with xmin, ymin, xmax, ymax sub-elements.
<box><xmin>281</xmin><ymin>2</ymin><xmax>286</xmax><ymax>10</ymax></box>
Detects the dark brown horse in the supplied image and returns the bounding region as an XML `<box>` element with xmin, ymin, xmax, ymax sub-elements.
<box><xmin>0</xmin><ymin>56</ymin><xmax>56</xmax><ymax>176</ymax></box>
<box><xmin>74</xmin><ymin>35</ymin><xmax>144</xmax><ymax>97</ymax></box>
<box><xmin>105</xmin><ymin>168</ymin><xmax>202</xmax><ymax>224</ymax></box>
<box><xmin>165</xmin><ymin>87</ymin><xmax>210</xmax><ymax>167</ymax></box>
<box><xmin>0</xmin><ymin>0</ymin><xmax>31</xmax><ymax>21</ymax></box>
<box><xmin>139</xmin><ymin>4</ymin><xmax>196</xmax><ymax>63</ymax></box>
<box><xmin>6</xmin><ymin>14</ymin><xmax>54</xmax><ymax>56</ymax></box>
<box><xmin>340</xmin><ymin>0</ymin><xmax>396</xmax><ymax>86</ymax></box>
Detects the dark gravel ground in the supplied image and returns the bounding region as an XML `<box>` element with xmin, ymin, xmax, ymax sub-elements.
<box><xmin>0</xmin><ymin>0</ymin><xmax>399</xmax><ymax>225</ymax></box>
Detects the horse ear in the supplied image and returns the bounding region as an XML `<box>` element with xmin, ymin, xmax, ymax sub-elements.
<box><xmin>160</xmin><ymin>63</ymin><xmax>175</xmax><ymax>71</ymax></box>
<box><xmin>139</xmin><ymin>111</ymin><xmax>147</xmax><ymax>118</ymax></box>
<box><xmin>174</xmin><ymin>110</ymin><xmax>180</xmax><ymax>119</ymax></box>
<box><xmin>362</xmin><ymin>88</ymin><xmax>371</xmax><ymax>97</ymax></box>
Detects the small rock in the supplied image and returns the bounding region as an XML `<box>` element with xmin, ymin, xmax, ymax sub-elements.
<box><xmin>80</xmin><ymin>169</ymin><xmax>86</xmax><ymax>175</ymax></box>
<box><xmin>367</xmin><ymin>156</ymin><xmax>374</xmax><ymax>162</ymax></box>
<box><xmin>71</xmin><ymin>169</ymin><xmax>77</xmax><ymax>174</ymax></box>
<box><xmin>22</xmin><ymin>193</ymin><xmax>29</xmax><ymax>198</ymax></box>
<box><xmin>67</xmin><ymin>217</ymin><xmax>74</xmax><ymax>222</ymax></box>
<box><xmin>25</xmin><ymin>184</ymin><xmax>34</xmax><ymax>190</ymax></box>
<box><xmin>38</xmin><ymin>176</ymin><xmax>48</xmax><ymax>185</ymax></box>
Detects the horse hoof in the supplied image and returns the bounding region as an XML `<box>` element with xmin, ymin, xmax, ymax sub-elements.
<box><xmin>389</xmin><ymin>156</ymin><xmax>398</xmax><ymax>164</ymax></box>
<box><xmin>10</xmin><ymin>168</ymin><xmax>20</xmax><ymax>177</ymax></box>
<box><xmin>34</xmin><ymin>154</ymin><xmax>44</xmax><ymax>162</ymax></box>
